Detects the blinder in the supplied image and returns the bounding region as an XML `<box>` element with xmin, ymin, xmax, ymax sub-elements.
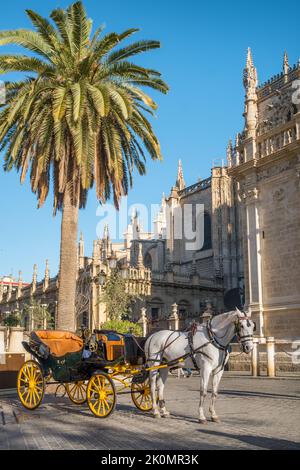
<box><xmin>234</xmin><ymin>317</ymin><xmax>255</xmax><ymax>344</ymax></box>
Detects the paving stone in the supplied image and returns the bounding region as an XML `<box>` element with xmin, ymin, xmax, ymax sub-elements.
<box><xmin>0</xmin><ymin>375</ymin><xmax>299</xmax><ymax>450</ymax></box>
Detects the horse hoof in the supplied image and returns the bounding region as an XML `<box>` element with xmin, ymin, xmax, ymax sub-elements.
<box><xmin>161</xmin><ymin>412</ymin><xmax>170</xmax><ymax>418</ymax></box>
<box><xmin>153</xmin><ymin>413</ymin><xmax>161</xmax><ymax>419</ymax></box>
<box><xmin>211</xmin><ymin>417</ymin><xmax>221</xmax><ymax>423</ymax></box>
<box><xmin>198</xmin><ymin>419</ymin><xmax>208</xmax><ymax>425</ymax></box>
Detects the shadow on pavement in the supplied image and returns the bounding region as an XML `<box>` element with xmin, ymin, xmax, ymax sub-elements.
<box><xmin>197</xmin><ymin>428</ymin><xmax>300</xmax><ymax>450</ymax></box>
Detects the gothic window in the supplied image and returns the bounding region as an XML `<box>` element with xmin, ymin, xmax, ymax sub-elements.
<box><xmin>201</xmin><ymin>212</ymin><xmax>212</xmax><ymax>251</ymax></box>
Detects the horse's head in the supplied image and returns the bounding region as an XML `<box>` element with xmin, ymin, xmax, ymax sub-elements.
<box><xmin>234</xmin><ymin>308</ymin><xmax>256</xmax><ymax>354</ymax></box>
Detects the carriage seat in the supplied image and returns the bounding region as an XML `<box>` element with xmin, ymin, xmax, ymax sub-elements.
<box><xmin>34</xmin><ymin>331</ymin><xmax>83</xmax><ymax>357</ymax></box>
<box><xmin>124</xmin><ymin>335</ymin><xmax>146</xmax><ymax>365</ymax></box>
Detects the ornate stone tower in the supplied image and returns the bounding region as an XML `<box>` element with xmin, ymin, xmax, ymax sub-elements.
<box><xmin>228</xmin><ymin>49</ymin><xmax>300</xmax><ymax>339</ymax></box>
<box><xmin>243</xmin><ymin>48</ymin><xmax>258</xmax><ymax>158</ymax></box>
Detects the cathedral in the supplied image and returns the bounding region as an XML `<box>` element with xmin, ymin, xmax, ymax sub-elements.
<box><xmin>0</xmin><ymin>49</ymin><xmax>299</xmax><ymax>340</ymax></box>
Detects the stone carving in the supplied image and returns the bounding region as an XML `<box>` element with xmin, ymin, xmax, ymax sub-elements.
<box><xmin>238</xmin><ymin>187</ymin><xmax>260</xmax><ymax>204</ymax></box>
<box><xmin>272</xmin><ymin>188</ymin><xmax>285</xmax><ymax>202</ymax></box>
<box><xmin>257</xmin><ymin>158</ymin><xmax>295</xmax><ymax>181</ymax></box>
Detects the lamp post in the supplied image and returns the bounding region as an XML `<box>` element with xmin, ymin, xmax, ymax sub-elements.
<box><xmin>97</xmin><ymin>270</ymin><xmax>107</xmax><ymax>287</ymax></box>
<box><xmin>108</xmin><ymin>251</ymin><xmax>118</xmax><ymax>270</ymax></box>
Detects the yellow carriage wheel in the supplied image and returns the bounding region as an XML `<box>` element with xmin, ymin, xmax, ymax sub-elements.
<box><xmin>66</xmin><ymin>381</ymin><xmax>87</xmax><ymax>405</ymax></box>
<box><xmin>131</xmin><ymin>378</ymin><xmax>154</xmax><ymax>412</ymax></box>
<box><xmin>17</xmin><ymin>360</ymin><xmax>45</xmax><ymax>410</ymax></box>
<box><xmin>87</xmin><ymin>373</ymin><xmax>116</xmax><ymax>418</ymax></box>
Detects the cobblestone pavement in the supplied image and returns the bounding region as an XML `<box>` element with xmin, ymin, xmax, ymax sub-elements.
<box><xmin>1</xmin><ymin>374</ymin><xmax>300</xmax><ymax>450</ymax></box>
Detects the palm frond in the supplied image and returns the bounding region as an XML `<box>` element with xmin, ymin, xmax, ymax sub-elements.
<box><xmin>0</xmin><ymin>2</ymin><xmax>168</xmax><ymax>211</ymax></box>
<box><xmin>107</xmin><ymin>40</ymin><xmax>160</xmax><ymax>63</ymax></box>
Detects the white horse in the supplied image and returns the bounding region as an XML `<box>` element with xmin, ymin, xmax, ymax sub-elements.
<box><xmin>145</xmin><ymin>309</ymin><xmax>256</xmax><ymax>423</ymax></box>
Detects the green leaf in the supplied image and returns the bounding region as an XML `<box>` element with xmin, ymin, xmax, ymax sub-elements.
<box><xmin>107</xmin><ymin>40</ymin><xmax>160</xmax><ymax>63</ymax></box>
<box><xmin>87</xmin><ymin>84</ymin><xmax>105</xmax><ymax>117</ymax></box>
<box><xmin>71</xmin><ymin>83</ymin><xmax>81</xmax><ymax>122</ymax></box>
<box><xmin>0</xmin><ymin>29</ymin><xmax>52</xmax><ymax>59</ymax></box>
<box><xmin>53</xmin><ymin>86</ymin><xmax>67</xmax><ymax>121</ymax></box>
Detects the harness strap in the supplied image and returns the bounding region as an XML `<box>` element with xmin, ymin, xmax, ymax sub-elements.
<box><xmin>147</xmin><ymin>341</ymin><xmax>212</xmax><ymax>368</ymax></box>
<box><xmin>207</xmin><ymin>320</ymin><xmax>228</xmax><ymax>351</ymax></box>
<box><xmin>188</xmin><ymin>330</ymin><xmax>200</xmax><ymax>370</ymax></box>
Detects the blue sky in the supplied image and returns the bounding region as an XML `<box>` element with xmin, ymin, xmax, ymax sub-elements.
<box><xmin>0</xmin><ymin>0</ymin><xmax>300</xmax><ymax>281</ymax></box>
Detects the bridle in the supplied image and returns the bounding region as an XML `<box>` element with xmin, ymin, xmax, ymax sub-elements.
<box><xmin>207</xmin><ymin>315</ymin><xmax>256</xmax><ymax>350</ymax></box>
<box><xmin>234</xmin><ymin>317</ymin><xmax>256</xmax><ymax>345</ymax></box>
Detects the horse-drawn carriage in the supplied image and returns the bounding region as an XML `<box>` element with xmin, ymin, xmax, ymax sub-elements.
<box><xmin>17</xmin><ymin>328</ymin><xmax>157</xmax><ymax>418</ymax></box>
<box><xmin>17</xmin><ymin>310</ymin><xmax>256</xmax><ymax>423</ymax></box>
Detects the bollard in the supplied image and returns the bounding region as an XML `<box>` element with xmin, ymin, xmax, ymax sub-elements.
<box><xmin>0</xmin><ymin>326</ymin><xmax>6</xmax><ymax>365</ymax></box>
<box><xmin>266</xmin><ymin>336</ymin><xmax>275</xmax><ymax>377</ymax></box>
<box><xmin>168</xmin><ymin>303</ymin><xmax>179</xmax><ymax>331</ymax></box>
<box><xmin>138</xmin><ymin>308</ymin><xmax>148</xmax><ymax>337</ymax></box>
<box><xmin>251</xmin><ymin>338</ymin><xmax>259</xmax><ymax>376</ymax></box>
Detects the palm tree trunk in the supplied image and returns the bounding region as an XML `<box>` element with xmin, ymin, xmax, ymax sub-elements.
<box><xmin>57</xmin><ymin>185</ymin><xmax>79</xmax><ymax>331</ymax></box>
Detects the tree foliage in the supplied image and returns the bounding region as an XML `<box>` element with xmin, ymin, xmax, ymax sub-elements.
<box><xmin>0</xmin><ymin>1</ymin><xmax>169</xmax><ymax>212</ymax></box>
<box><xmin>101</xmin><ymin>319</ymin><xmax>142</xmax><ymax>336</ymax></box>
<box><xmin>23</xmin><ymin>299</ymin><xmax>54</xmax><ymax>329</ymax></box>
<box><xmin>3</xmin><ymin>311</ymin><xmax>22</xmax><ymax>327</ymax></box>
<box><xmin>101</xmin><ymin>269</ymin><xmax>139</xmax><ymax>321</ymax></box>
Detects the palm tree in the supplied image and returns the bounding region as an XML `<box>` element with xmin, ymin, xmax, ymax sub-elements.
<box><xmin>0</xmin><ymin>1</ymin><xmax>168</xmax><ymax>331</ymax></box>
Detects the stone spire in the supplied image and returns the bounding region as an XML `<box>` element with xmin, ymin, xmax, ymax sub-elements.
<box><xmin>283</xmin><ymin>51</ymin><xmax>289</xmax><ymax>82</ymax></box>
<box><xmin>32</xmin><ymin>264</ymin><xmax>37</xmax><ymax>293</ymax></box>
<box><xmin>226</xmin><ymin>139</ymin><xmax>233</xmax><ymax>167</ymax></box>
<box><xmin>103</xmin><ymin>224</ymin><xmax>109</xmax><ymax>240</ymax></box>
<box><xmin>175</xmin><ymin>160</ymin><xmax>185</xmax><ymax>190</ymax></box>
<box><xmin>243</xmin><ymin>48</ymin><xmax>258</xmax><ymax>139</ymax></box>
<box><xmin>79</xmin><ymin>232</ymin><xmax>84</xmax><ymax>256</ymax></box>
<box><xmin>78</xmin><ymin>232</ymin><xmax>85</xmax><ymax>269</ymax></box>
<box><xmin>243</xmin><ymin>48</ymin><xmax>258</xmax><ymax>93</ymax></box>
<box><xmin>102</xmin><ymin>224</ymin><xmax>111</xmax><ymax>259</ymax></box>
<box><xmin>283</xmin><ymin>50</ymin><xmax>289</xmax><ymax>74</ymax></box>
<box><xmin>235</xmin><ymin>133</ymin><xmax>241</xmax><ymax>165</ymax></box>
<box><xmin>16</xmin><ymin>270</ymin><xmax>22</xmax><ymax>298</ymax></box>
<box><xmin>137</xmin><ymin>242</ymin><xmax>144</xmax><ymax>268</ymax></box>
<box><xmin>93</xmin><ymin>240</ymin><xmax>99</xmax><ymax>260</ymax></box>
<box><xmin>44</xmin><ymin>260</ymin><xmax>49</xmax><ymax>290</ymax></box>
<box><xmin>132</xmin><ymin>210</ymin><xmax>141</xmax><ymax>240</ymax></box>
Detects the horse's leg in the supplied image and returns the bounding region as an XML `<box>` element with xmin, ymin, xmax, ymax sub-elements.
<box><xmin>149</xmin><ymin>368</ymin><xmax>160</xmax><ymax>418</ymax></box>
<box><xmin>157</xmin><ymin>367</ymin><xmax>170</xmax><ymax>418</ymax></box>
<box><xmin>209</xmin><ymin>368</ymin><xmax>224</xmax><ymax>423</ymax></box>
<box><xmin>198</xmin><ymin>364</ymin><xmax>211</xmax><ymax>424</ymax></box>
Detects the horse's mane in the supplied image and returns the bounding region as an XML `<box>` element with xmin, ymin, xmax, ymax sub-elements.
<box><xmin>210</xmin><ymin>310</ymin><xmax>238</xmax><ymax>331</ymax></box>
<box><xmin>210</xmin><ymin>309</ymin><xmax>249</xmax><ymax>331</ymax></box>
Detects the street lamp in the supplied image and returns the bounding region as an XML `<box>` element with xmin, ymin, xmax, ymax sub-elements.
<box><xmin>98</xmin><ymin>270</ymin><xmax>107</xmax><ymax>287</ymax></box>
<box><xmin>108</xmin><ymin>251</ymin><xmax>117</xmax><ymax>270</ymax></box>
